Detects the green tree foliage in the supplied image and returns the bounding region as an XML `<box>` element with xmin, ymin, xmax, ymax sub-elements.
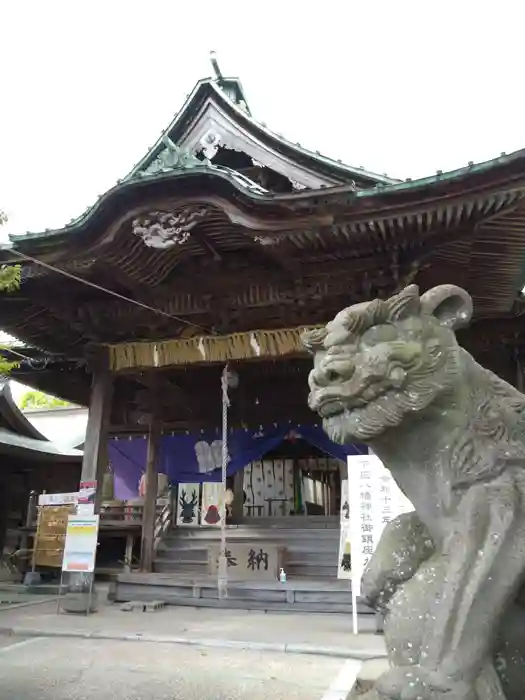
<box><xmin>19</xmin><ymin>390</ymin><xmax>72</xmax><ymax>410</ymax></box>
<box><xmin>0</xmin><ymin>211</ymin><xmax>21</xmax><ymax>375</ymax></box>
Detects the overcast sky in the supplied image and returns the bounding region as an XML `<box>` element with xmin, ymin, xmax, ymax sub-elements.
<box><xmin>1</xmin><ymin>1</ymin><xmax>524</xmax><ymax>238</ymax></box>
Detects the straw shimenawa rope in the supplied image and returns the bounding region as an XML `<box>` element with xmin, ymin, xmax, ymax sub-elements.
<box><xmin>108</xmin><ymin>326</ymin><xmax>322</xmax><ymax>371</ymax></box>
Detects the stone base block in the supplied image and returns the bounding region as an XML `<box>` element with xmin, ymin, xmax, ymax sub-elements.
<box><xmin>23</xmin><ymin>571</ymin><xmax>42</xmax><ymax>587</ymax></box>
<box><xmin>347</xmin><ymin>659</ymin><xmax>389</xmax><ymax>698</ymax></box>
<box><xmin>61</xmin><ymin>589</ymin><xmax>99</xmax><ymax>614</ymax></box>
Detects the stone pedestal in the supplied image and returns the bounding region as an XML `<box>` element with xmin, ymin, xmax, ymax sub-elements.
<box><xmin>61</xmin><ymin>587</ymin><xmax>99</xmax><ymax>614</ymax></box>
<box><xmin>23</xmin><ymin>571</ymin><xmax>42</xmax><ymax>586</ymax></box>
<box><xmin>348</xmin><ymin>659</ymin><xmax>389</xmax><ymax>698</ymax></box>
<box><xmin>61</xmin><ymin>571</ymin><xmax>98</xmax><ymax>614</ymax></box>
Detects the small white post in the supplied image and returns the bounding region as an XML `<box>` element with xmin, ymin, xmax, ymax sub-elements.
<box><xmin>352</xmin><ymin>588</ymin><xmax>359</xmax><ymax>635</ymax></box>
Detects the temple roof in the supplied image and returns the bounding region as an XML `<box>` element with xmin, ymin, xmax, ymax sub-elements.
<box><xmin>1</xmin><ymin>65</ymin><xmax>525</xmax><ymax>401</ymax></box>
<box><xmin>0</xmin><ymin>145</ymin><xmax>524</xmax><ymax>357</ymax></box>
<box><xmin>123</xmin><ymin>75</ymin><xmax>399</xmax><ymax>189</ymax></box>
<box><xmin>0</xmin><ymin>382</ymin><xmax>83</xmax><ymax>461</ymax></box>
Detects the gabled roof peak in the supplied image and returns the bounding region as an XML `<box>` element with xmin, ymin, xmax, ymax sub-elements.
<box><xmin>208</xmin><ymin>50</ymin><xmax>251</xmax><ymax>114</ymax></box>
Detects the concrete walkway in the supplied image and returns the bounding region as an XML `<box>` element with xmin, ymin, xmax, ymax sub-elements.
<box><xmin>0</xmin><ymin>594</ymin><xmax>386</xmax><ymax>661</ymax></box>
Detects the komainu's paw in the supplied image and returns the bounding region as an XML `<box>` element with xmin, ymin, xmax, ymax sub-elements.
<box><xmin>375</xmin><ymin>666</ymin><xmax>477</xmax><ymax>700</ymax></box>
<box><xmin>361</xmin><ymin>513</ymin><xmax>434</xmax><ymax>610</ymax></box>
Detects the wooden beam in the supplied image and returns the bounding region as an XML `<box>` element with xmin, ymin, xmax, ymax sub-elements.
<box><xmin>74</xmin><ymin>260</ymin><xmax>397</xmax><ymax>325</ymax></box>
<box><xmin>140</xmin><ymin>419</ymin><xmax>161</xmax><ymax>572</ymax></box>
<box><xmin>134</xmin><ymin>374</ymin><xmax>197</xmax><ymax>418</ymax></box>
<box><xmin>97</xmin><ymin>262</ymin><xmax>155</xmax><ymax>303</ymax></box>
<box><xmin>190</xmin><ymin>228</ymin><xmax>222</xmax><ymax>261</ymax></box>
<box><xmin>242</xmin><ymin>234</ymin><xmax>299</xmax><ymax>274</ymax></box>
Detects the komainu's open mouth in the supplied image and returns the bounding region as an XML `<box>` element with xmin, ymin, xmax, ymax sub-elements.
<box><xmin>310</xmin><ymin>395</ymin><xmax>347</xmax><ymax>418</ymax></box>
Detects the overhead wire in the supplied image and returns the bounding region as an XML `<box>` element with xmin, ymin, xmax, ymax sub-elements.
<box><xmin>1</xmin><ymin>346</ymin><xmax>38</xmax><ymax>363</ymax></box>
<box><xmin>8</xmin><ymin>249</ymin><xmax>215</xmax><ymax>336</ymax></box>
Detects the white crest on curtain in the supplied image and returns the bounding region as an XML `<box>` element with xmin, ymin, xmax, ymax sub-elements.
<box><xmin>195</xmin><ymin>440</ymin><xmax>230</xmax><ymax>473</ymax></box>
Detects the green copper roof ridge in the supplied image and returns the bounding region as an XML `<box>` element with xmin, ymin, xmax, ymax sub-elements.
<box><xmin>6</xmin><ymin>147</ymin><xmax>525</xmax><ymax>246</ymax></box>
<box><xmin>349</xmin><ymin>149</ymin><xmax>525</xmax><ymax>198</ymax></box>
<box><xmin>124</xmin><ymin>78</ymin><xmax>214</xmax><ymax>181</ymax></box>
<box><xmin>5</xmin><ymin>163</ymin><xmax>269</xmax><ymax>245</ymax></box>
<box><xmin>209</xmin><ymin>81</ymin><xmax>401</xmax><ymax>185</ymax></box>
<box><xmin>124</xmin><ymin>77</ymin><xmax>400</xmax><ymax>186</ymax></box>
<box><xmin>224</xmin><ymin>93</ymin><xmax>400</xmax><ymax>186</ymax></box>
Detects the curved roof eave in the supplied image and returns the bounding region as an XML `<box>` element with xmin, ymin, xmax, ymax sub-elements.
<box><xmin>4</xmin><ymin>164</ymin><xmax>273</xmax><ymax>251</ymax></box>
<box><xmin>0</xmin><ymin>382</ymin><xmax>83</xmax><ymax>461</ymax></box>
<box><xmin>124</xmin><ymin>78</ymin><xmax>401</xmax><ymax>186</ymax></box>
<box><xmin>0</xmin><ymin>427</ymin><xmax>83</xmax><ymax>461</ymax></box>
<box><xmin>4</xmin><ymin>147</ymin><xmax>525</xmax><ymax>257</ymax></box>
<box><xmin>0</xmin><ymin>381</ymin><xmax>49</xmax><ymax>441</ymax></box>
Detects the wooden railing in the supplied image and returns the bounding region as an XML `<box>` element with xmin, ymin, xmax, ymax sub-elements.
<box><xmin>154</xmin><ymin>495</ymin><xmax>174</xmax><ymax>554</ymax></box>
<box><xmin>29</xmin><ymin>501</ymin><xmax>171</xmax><ymax>529</ymax></box>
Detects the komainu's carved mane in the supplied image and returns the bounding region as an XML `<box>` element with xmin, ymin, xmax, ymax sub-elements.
<box><xmin>302</xmin><ymin>289</ymin><xmax>421</xmax><ymax>352</ymax></box>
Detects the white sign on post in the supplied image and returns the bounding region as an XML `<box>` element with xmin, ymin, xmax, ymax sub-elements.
<box><xmin>62</xmin><ymin>515</ymin><xmax>100</xmax><ymax>573</ymax></box>
<box><xmin>347</xmin><ymin>453</ymin><xmax>413</xmax><ymax>633</ymax></box>
<box><xmin>38</xmin><ymin>492</ymin><xmax>78</xmax><ymax>507</ymax></box>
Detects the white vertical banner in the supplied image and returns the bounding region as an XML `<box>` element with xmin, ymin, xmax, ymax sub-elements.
<box><xmin>347</xmin><ymin>452</ymin><xmax>413</xmax><ymax>633</ymax></box>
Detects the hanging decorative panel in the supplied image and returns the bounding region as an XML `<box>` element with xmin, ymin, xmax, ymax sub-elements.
<box><xmin>201</xmin><ymin>482</ymin><xmax>224</xmax><ymax>527</ymax></box>
<box><xmin>176</xmin><ymin>483</ymin><xmax>200</xmax><ymax>526</ymax></box>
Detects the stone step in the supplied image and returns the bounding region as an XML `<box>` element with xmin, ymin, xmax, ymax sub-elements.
<box><xmin>120</xmin><ymin>600</ymin><xmax>166</xmax><ymax>612</ymax></box>
<box><xmin>111</xmin><ymin>573</ymin><xmax>369</xmax><ymax>615</ymax></box>
<box><xmin>112</xmin><ymin>581</ymin><xmax>372</xmax><ymax>614</ymax></box>
<box><xmin>117</xmin><ymin>593</ymin><xmax>356</xmax><ymax>614</ymax></box>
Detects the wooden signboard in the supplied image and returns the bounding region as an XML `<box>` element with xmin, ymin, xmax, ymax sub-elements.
<box><xmin>207</xmin><ymin>543</ymin><xmax>285</xmax><ymax>581</ymax></box>
<box><xmin>33</xmin><ymin>505</ymin><xmax>76</xmax><ymax>568</ymax></box>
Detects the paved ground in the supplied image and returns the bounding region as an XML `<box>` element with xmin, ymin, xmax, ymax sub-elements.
<box><xmin>0</xmin><ymin>584</ymin><xmax>57</xmax><ymax>610</ymax></box>
<box><xmin>0</xmin><ymin>636</ymin><xmax>362</xmax><ymax>700</ymax></box>
<box><xmin>0</xmin><ymin>595</ymin><xmax>385</xmax><ymax>659</ymax></box>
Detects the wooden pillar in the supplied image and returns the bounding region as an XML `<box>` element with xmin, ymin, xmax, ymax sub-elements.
<box><xmin>81</xmin><ymin>370</ymin><xmax>113</xmax><ymax>512</ymax></box>
<box><xmin>140</xmin><ymin>421</ymin><xmax>161</xmax><ymax>572</ymax></box>
<box><xmin>62</xmin><ymin>368</ymin><xmax>113</xmax><ymax>613</ymax></box>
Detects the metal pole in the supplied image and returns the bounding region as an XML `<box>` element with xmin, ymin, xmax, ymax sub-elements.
<box><xmin>217</xmin><ymin>365</ymin><xmax>230</xmax><ymax>600</ymax></box>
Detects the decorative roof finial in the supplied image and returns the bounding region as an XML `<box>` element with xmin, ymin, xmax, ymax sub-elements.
<box><xmin>210</xmin><ymin>51</ymin><xmax>223</xmax><ymax>81</ymax></box>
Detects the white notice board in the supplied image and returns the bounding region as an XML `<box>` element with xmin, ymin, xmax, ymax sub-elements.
<box><xmin>62</xmin><ymin>515</ymin><xmax>100</xmax><ymax>573</ymax></box>
<box><xmin>347</xmin><ymin>453</ymin><xmax>413</xmax><ymax>596</ymax></box>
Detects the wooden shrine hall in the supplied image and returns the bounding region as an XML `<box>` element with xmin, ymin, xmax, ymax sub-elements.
<box><xmin>3</xmin><ymin>57</ymin><xmax>525</xmax><ymax>610</ymax></box>
<box><xmin>0</xmin><ymin>381</ymin><xmax>82</xmax><ymax>573</ymax></box>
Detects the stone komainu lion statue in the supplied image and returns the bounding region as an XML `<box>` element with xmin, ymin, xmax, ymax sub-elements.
<box><xmin>302</xmin><ymin>284</ymin><xmax>525</xmax><ymax>700</ymax></box>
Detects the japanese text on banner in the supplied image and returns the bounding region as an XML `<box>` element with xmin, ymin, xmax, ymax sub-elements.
<box><xmin>347</xmin><ymin>454</ymin><xmax>413</xmax><ymax>596</ymax></box>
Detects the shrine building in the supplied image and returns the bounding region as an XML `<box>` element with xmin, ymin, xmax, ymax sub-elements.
<box><xmin>2</xmin><ymin>56</ymin><xmax>525</xmax><ymax>610</ymax></box>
